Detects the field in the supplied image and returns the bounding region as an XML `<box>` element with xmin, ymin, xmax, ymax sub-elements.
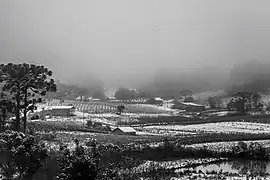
<box><xmin>48</xmin><ymin>99</ymin><xmax>175</xmax><ymax>115</ymax></box>
<box><xmin>22</xmin><ymin>100</ymin><xmax>270</xmax><ymax>179</ymax></box>
<box><xmin>139</xmin><ymin>121</ymin><xmax>270</xmax><ymax>135</ymax></box>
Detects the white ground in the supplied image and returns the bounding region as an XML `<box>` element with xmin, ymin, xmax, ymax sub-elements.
<box><xmin>143</xmin><ymin>122</ymin><xmax>270</xmax><ymax>135</ymax></box>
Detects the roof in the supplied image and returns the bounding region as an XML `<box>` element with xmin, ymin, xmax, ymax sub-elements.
<box><xmin>51</xmin><ymin>106</ymin><xmax>75</xmax><ymax>110</ymax></box>
<box><xmin>164</xmin><ymin>99</ymin><xmax>175</xmax><ymax>103</ymax></box>
<box><xmin>76</xmin><ymin>96</ymin><xmax>85</xmax><ymax>100</ymax></box>
<box><xmin>154</xmin><ymin>97</ymin><xmax>163</xmax><ymax>101</ymax></box>
<box><xmin>113</xmin><ymin>127</ymin><xmax>136</xmax><ymax>133</ymax></box>
<box><xmin>181</xmin><ymin>102</ymin><xmax>205</xmax><ymax>107</ymax></box>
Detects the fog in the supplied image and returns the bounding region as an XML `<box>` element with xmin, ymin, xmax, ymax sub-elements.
<box><xmin>1</xmin><ymin>0</ymin><xmax>270</xmax><ymax>92</ymax></box>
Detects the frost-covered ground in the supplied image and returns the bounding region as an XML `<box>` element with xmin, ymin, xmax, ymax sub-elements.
<box><xmin>185</xmin><ymin>140</ymin><xmax>270</xmax><ymax>152</ymax></box>
<box><xmin>143</xmin><ymin>122</ymin><xmax>270</xmax><ymax>135</ymax></box>
<box><xmin>170</xmin><ymin>174</ymin><xmax>270</xmax><ymax>180</ymax></box>
<box><xmin>133</xmin><ymin>158</ymin><xmax>226</xmax><ymax>172</ymax></box>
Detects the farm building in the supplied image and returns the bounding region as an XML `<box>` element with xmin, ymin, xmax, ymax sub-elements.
<box><xmin>173</xmin><ymin>102</ymin><xmax>205</xmax><ymax>112</ymax></box>
<box><xmin>76</xmin><ymin>96</ymin><xmax>88</xmax><ymax>101</ymax></box>
<box><xmin>112</xmin><ymin>127</ymin><xmax>136</xmax><ymax>135</ymax></box>
<box><xmin>146</xmin><ymin>97</ymin><xmax>163</xmax><ymax>105</ymax></box>
<box><xmin>219</xmin><ymin>97</ymin><xmax>234</xmax><ymax>108</ymax></box>
<box><xmin>51</xmin><ymin>106</ymin><xmax>75</xmax><ymax>116</ymax></box>
<box><xmin>163</xmin><ymin>99</ymin><xmax>175</xmax><ymax>108</ymax></box>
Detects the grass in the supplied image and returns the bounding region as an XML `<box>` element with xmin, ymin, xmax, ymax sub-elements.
<box><xmin>52</xmin><ymin>131</ymin><xmax>166</xmax><ymax>144</ymax></box>
<box><xmin>123</xmin><ymin>114</ymin><xmax>270</xmax><ymax>126</ymax></box>
<box><xmin>36</xmin><ymin>129</ymin><xmax>270</xmax><ymax>148</ymax></box>
<box><xmin>27</xmin><ymin>120</ymin><xmax>107</xmax><ymax>133</ymax></box>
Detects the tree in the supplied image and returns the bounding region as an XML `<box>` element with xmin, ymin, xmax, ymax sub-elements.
<box><xmin>230</xmin><ymin>92</ymin><xmax>252</xmax><ymax>114</ymax></box>
<box><xmin>136</xmin><ymin>90</ymin><xmax>152</xmax><ymax>100</ymax></box>
<box><xmin>0</xmin><ymin>92</ymin><xmax>14</xmax><ymax>132</ymax></box>
<box><xmin>76</xmin><ymin>88</ymin><xmax>89</xmax><ymax>100</ymax></box>
<box><xmin>180</xmin><ymin>89</ymin><xmax>193</xmax><ymax>97</ymax></box>
<box><xmin>251</xmin><ymin>92</ymin><xmax>261</xmax><ymax>111</ymax></box>
<box><xmin>92</xmin><ymin>89</ymin><xmax>106</xmax><ymax>100</ymax></box>
<box><xmin>208</xmin><ymin>96</ymin><xmax>217</xmax><ymax>109</ymax></box>
<box><xmin>183</xmin><ymin>96</ymin><xmax>194</xmax><ymax>103</ymax></box>
<box><xmin>116</xmin><ymin>105</ymin><xmax>125</xmax><ymax>115</ymax></box>
<box><xmin>0</xmin><ymin>63</ymin><xmax>57</xmax><ymax>132</ymax></box>
<box><xmin>114</xmin><ymin>88</ymin><xmax>135</xmax><ymax>101</ymax></box>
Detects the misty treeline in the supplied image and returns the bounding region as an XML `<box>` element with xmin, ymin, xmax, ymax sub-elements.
<box><xmin>46</xmin><ymin>60</ymin><xmax>270</xmax><ymax>101</ymax></box>
<box><xmin>227</xmin><ymin>61</ymin><xmax>270</xmax><ymax>94</ymax></box>
<box><xmin>140</xmin><ymin>61</ymin><xmax>270</xmax><ymax>98</ymax></box>
<box><xmin>45</xmin><ymin>80</ymin><xmax>106</xmax><ymax>101</ymax></box>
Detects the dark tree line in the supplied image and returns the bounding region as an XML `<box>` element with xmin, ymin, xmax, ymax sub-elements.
<box><xmin>46</xmin><ymin>81</ymin><xmax>106</xmax><ymax>101</ymax></box>
<box><xmin>227</xmin><ymin>92</ymin><xmax>263</xmax><ymax>114</ymax></box>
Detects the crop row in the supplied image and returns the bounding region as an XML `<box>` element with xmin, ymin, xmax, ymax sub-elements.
<box><xmin>49</xmin><ymin>99</ymin><xmax>173</xmax><ymax>114</ymax></box>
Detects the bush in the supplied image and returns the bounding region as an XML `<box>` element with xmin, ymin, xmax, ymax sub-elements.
<box><xmin>0</xmin><ymin>130</ymin><xmax>48</xmax><ymax>180</ymax></box>
<box><xmin>231</xmin><ymin>142</ymin><xmax>269</xmax><ymax>160</ymax></box>
<box><xmin>55</xmin><ymin>139</ymin><xmax>101</xmax><ymax>180</ymax></box>
<box><xmin>86</xmin><ymin>120</ymin><xmax>92</xmax><ymax>127</ymax></box>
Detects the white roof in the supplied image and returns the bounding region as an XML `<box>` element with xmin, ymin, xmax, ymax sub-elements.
<box><xmin>165</xmin><ymin>99</ymin><xmax>175</xmax><ymax>103</ymax></box>
<box><xmin>154</xmin><ymin>97</ymin><xmax>163</xmax><ymax>101</ymax></box>
<box><xmin>181</xmin><ymin>102</ymin><xmax>205</xmax><ymax>107</ymax></box>
<box><xmin>114</xmin><ymin>127</ymin><xmax>136</xmax><ymax>133</ymax></box>
<box><xmin>51</xmin><ymin>106</ymin><xmax>75</xmax><ymax>109</ymax></box>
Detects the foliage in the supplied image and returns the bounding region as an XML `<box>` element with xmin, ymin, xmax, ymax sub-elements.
<box><xmin>231</xmin><ymin>142</ymin><xmax>269</xmax><ymax>160</ymax></box>
<box><xmin>229</xmin><ymin>92</ymin><xmax>252</xmax><ymax>114</ymax></box>
<box><xmin>55</xmin><ymin>139</ymin><xmax>100</xmax><ymax>180</ymax></box>
<box><xmin>208</xmin><ymin>96</ymin><xmax>222</xmax><ymax>109</ymax></box>
<box><xmin>229</xmin><ymin>92</ymin><xmax>263</xmax><ymax>114</ymax></box>
<box><xmin>86</xmin><ymin>120</ymin><xmax>93</xmax><ymax>127</ymax></box>
<box><xmin>183</xmin><ymin>96</ymin><xmax>194</xmax><ymax>103</ymax></box>
<box><xmin>180</xmin><ymin>89</ymin><xmax>193</xmax><ymax>97</ymax></box>
<box><xmin>0</xmin><ymin>92</ymin><xmax>15</xmax><ymax>132</ymax></box>
<box><xmin>92</xmin><ymin>90</ymin><xmax>106</xmax><ymax>100</ymax></box>
<box><xmin>135</xmin><ymin>90</ymin><xmax>152</xmax><ymax>99</ymax></box>
<box><xmin>116</xmin><ymin>105</ymin><xmax>125</xmax><ymax>115</ymax></box>
<box><xmin>0</xmin><ymin>130</ymin><xmax>48</xmax><ymax>180</ymax></box>
<box><xmin>0</xmin><ymin>63</ymin><xmax>57</xmax><ymax>132</ymax></box>
<box><xmin>114</xmin><ymin>88</ymin><xmax>136</xmax><ymax>101</ymax></box>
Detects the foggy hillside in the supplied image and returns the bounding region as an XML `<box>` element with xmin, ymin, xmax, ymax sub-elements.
<box><xmin>1</xmin><ymin>1</ymin><xmax>270</xmax><ymax>97</ymax></box>
<box><xmin>227</xmin><ymin>61</ymin><xmax>270</xmax><ymax>94</ymax></box>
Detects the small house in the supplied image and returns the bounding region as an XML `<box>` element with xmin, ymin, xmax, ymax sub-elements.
<box><xmin>184</xmin><ymin>102</ymin><xmax>205</xmax><ymax>112</ymax></box>
<box><xmin>172</xmin><ymin>102</ymin><xmax>205</xmax><ymax>112</ymax></box>
<box><xmin>76</xmin><ymin>96</ymin><xmax>85</xmax><ymax>101</ymax></box>
<box><xmin>51</xmin><ymin>106</ymin><xmax>75</xmax><ymax>116</ymax></box>
<box><xmin>146</xmin><ymin>97</ymin><xmax>163</xmax><ymax>105</ymax></box>
<box><xmin>112</xmin><ymin>127</ymin><xmax>136</xmax><ymax>135</ymax></box>
<box><xmin>163</xmin><ymin>99</ymin><xmax>175</xmax><ymax>108</ymax></box>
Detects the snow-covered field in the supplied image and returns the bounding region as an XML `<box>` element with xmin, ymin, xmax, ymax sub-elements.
<box><xmin>143</xmin><ymin>122</ymin><xmax>270</xmax><ymax>135</ymax></box>
<box><xmin>132</xmin><ymin>158</ymin><xmax>225</xmax><ymax>172</ymax></box>
<box><xmin>184</xmin><ymin>139</ymin><xmax>270</xmax><ymax>153</ymax></box>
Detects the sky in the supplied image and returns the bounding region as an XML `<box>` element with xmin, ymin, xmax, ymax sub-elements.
<box><xmin>0</xmin><ymin>0</ymin><xmax>270</xmax><ymax>89</ymax></box>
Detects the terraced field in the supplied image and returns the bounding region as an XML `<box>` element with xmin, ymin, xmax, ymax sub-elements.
<box><xmin>48</xmin><ymin>99</ymin><xmax>175</xmax><ymax>115</ymax></box>
<box><xmin>140</xmin><ymin>121</ymin><xmax>270</xmax><ymax>135</ymax></box>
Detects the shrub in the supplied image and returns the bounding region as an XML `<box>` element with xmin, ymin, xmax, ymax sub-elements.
<box><xmin>55</xmin><ymin>139</ymin><xmax>101</xmax><ymax>180</ymax></box>
<box><xmin>231</xmin><ymin>141</ymin><xmax>269</xmax><ymax>160</ymax></box>
<box><xmin>0</xmin><ymin>130</ymin><xmax>48</xmax><ymax>180</ymax></box>
<box><xmin>86</xmin><ymin>120</ymin><xmax>92</xmax><ymax>127</ymax></box>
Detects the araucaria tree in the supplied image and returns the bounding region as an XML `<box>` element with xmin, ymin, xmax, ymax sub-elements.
<box><xmin>0</xmin><ymin>63</ymin><xmax>57</xmax><ymax>132</ymax></box>
<box><xmin>0</xmin><ymin>92</ymin><xmax>15</xmax><ymax>132</ymax></box>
